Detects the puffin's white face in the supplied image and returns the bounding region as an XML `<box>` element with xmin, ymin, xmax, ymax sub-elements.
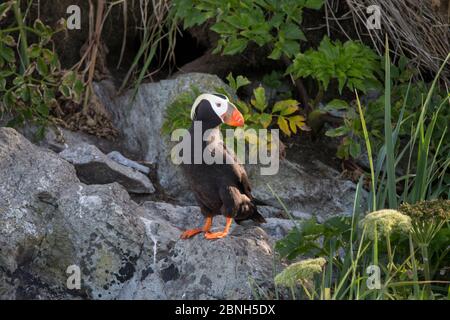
<box><xmin>191</xmin><ymin>93</ymin><xmax>229</xmax><ymax>120</ymax></box>
<box><xmin>190</xmin><ymin>93</ymin><xmax>244</xmax><ymax>127</ymax></box>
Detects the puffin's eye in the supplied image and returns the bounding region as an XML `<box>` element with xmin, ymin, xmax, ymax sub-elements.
<box><xmin>216</xmin><ymin>103</ymin><xmax>222</xmax><ymax>108</ymax></box>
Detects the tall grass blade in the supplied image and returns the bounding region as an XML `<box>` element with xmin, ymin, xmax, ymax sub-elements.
<box><xmin>383</xmin><ymin>37</ymin><xmax>397</xmax><ymax>209</ymax></box>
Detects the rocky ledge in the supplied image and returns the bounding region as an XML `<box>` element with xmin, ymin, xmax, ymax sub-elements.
<box><xmin>0</xmin><ymin>73</ymin><xmax>360</xmax><ymax>300</ymax></box>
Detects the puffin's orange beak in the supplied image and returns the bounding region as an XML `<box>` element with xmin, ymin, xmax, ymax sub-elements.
<box><xmin>223</xmin><ymin>103</ymin><xmax>244</xmax><ymax>127</ymax></box>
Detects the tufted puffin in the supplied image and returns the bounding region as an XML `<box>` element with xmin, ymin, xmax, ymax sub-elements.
<box><xmin>180</xmin><ymin>93</ymin><xmax>266</xmax><ymax>240</ymax></box>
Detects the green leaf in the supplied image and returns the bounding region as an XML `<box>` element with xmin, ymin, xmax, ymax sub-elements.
<box><xmin>304</xmin><ymin>0</ymin><xmax>325</xmax><ymax>10</ymax></box>
<box><xmin>0</xmin><ymin>45</ymin><xmax>15</xmax><ymax>63</ymax></box>
<box><xmin>236</xmin><ymin>100</ymin><xmax>250</xmax><ymax>114</ymax></box>
<box><xmin>273</xmin><ymin>99</ymin><xmax>299</xmax><ymax>113</ymax></box>
<box><xmin>281</xmin><ymin>39</ymin><xmax>300</xmax><ymax>57</ymax></box>
<box><xmin>73</xmin><ymin>79</ymin><xmax>84</xmax><ymax>102</ymax></box>
<box><xmin>349</xmin><ymin>140</ymin><xmax>361</xmax><ymax>158</ymax></box>
<box><xmin>289</xmin><ymin>118</ymin><xmax>297</xmax><ymax>134</ymax></box>
<box><xmin>288</xmin><ymin>115</ymin><xmax>306</xmax><ymax>129</ymax></box>
<box><xmin>324</xmin><ymin>99</ymin><xmax>349</xmax><ymax>111</ymax></box>
<box><xmin>277</xmin><ymin>116</ymin><xmax>290</xmax><ymax>136</ymax></box>
<box><xmin>59</xmin><ymin>84</ymin><xmax>71</xmax><ymax>98</ymax></box>
<box><xmin>268</xmin><ymin>46</ymin><xmax>282</xmax><ymax>60</ymax></box>
<box><xmin>36</xmin><ymin>57</ymin><xmax>48</xmax><ymax>76</ymax></box>
<box><xmin>3</xmin><ymin>90</ymin><xmax>15</xmax><ymax>109</ymax></box>
<box><xmin>226</xmin><ymin>73</ymin><xmax>250</xmax><ymax>92</ymax></box>
<box><xmin>37</xmin><ymin>103</ymin><xmax>49</xmax><ymax>117</ymax></box>
<box><xmin>27</xmin><ymin>44</ymin><xmax>41</xmax><ymax>58</ymax></box>
<box><xmin>280</xmin><ymin>23</ymin><xmax>306</xmax><ymax>41</ymax></box>
<box><xmin>235</xmin><ymin>75</ymin><xmax>251</xmax><ymax>90</ymax></box>
<box><xmin>251</xmin><ymin>86</ymin><xmax>267</xmax><ymax>111</ymax></box>
<box><xmin>210</xmin><ymin>22</ymin><xmax>233</xmax><ymax>34</ymax></box>
<box><xmin>222</xmin><ymin>38</ymin><xmax>248</xmax><ymax>55</ymax></box>
<box><xmin>325</xmin><ymin>126</ymin><xmax>349</xmax><ymax>137</ymax></box>
<box><xmin>280</xmin><ymin>105</ymin><xmax>299</xmax><ymax>116</ymax></box>
<box><xmin>259</xmin><ymin>113</ymin><xmax>273</xmax><ymax>128</ymax></box>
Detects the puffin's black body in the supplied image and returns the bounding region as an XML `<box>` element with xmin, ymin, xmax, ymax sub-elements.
<box><xmin>180</xmin><ymin>95</ymin><xmax>265</xmax><ymax>240</ymax></box>
<box><xmin>181</xmin><ymin>126</ymin><xmax>266</xmax><ymax>223</ymax></box>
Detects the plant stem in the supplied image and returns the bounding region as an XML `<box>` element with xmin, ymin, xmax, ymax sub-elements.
<box><xmin>420</xmin><ymin>244</ymin><xmax>432</xmax><ymax>297</ymax></box>
<box><xmin>13</xmin><ymin>0</ymin><xmax>29</xmax><ymax>72</ymax></box>
<box><xmin>386</xmin><ymin>233</ymin><xmax>393</xmax><ymax>272</ymax></box>
<box><xmin>409</xmin><ymin>235</ymin><xmax>420</xmax><ymax>298</ymax></box>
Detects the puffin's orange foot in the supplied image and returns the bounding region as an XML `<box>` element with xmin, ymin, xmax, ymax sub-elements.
<box><xmin>180</xmin><ymin>228</ymin><xmax>202</xmax><ymax>239</ymax></box>
<box><xmin>180</xmin><ymin>217</ymin><xmax>213</xmax><ymax>240</ymax></box>
<box><xmin>204</xmin><ymin>231</ymin><xmax>229</xmax><ymax>240</ymax></box>
<box><xmin>204</xmin><ymin>217</ymin><xmax>232</xmax><ymax>240</ymax></box>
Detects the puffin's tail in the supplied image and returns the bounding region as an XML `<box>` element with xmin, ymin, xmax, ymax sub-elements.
<box><xmin>235</xmin><ymin>200</ymin><xmax>267</xmax><ymax>224</ymax></box>
<box><xmin>249</xmin><ymin>209</ymin><xmax>267</xmax><ymax>223</ymax></box>
<box><xmin>252</xmin><ymin>197</ymin><xmax>269</xmax><ymax>206</ymax></box>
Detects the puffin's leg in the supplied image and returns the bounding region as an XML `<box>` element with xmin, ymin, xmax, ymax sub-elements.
<box><xmin>204</xmin><ymin>217</ymin><xmax>232</xmax><ymax>240</ymax></box>
<box><xmin>180</xmin><ymin>217</ymin><xmax>212</xmax><ymax>239</ymax></box>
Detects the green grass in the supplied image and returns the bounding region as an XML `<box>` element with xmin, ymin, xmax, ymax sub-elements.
<box><xmin>273</xmin><ymin>43</ymin><xmax>450</xmax><ymax>300</ymax></box>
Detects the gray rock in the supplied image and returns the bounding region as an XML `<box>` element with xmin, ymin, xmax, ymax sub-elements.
<box><xmin>246</xmin><ymin>159</ymin><xmax>361</xmax><ymax>220</ymax></box>
<box><xmin>0</xmin><ymin>128</ymin><xmax>280</xmax><ymax>300</ymax></box>
<box><xmin>60</xmin><ymin>143</ymin><xmax>155</xmax><ymax>194</ymax></box>
<box><xmin>0</xmin><ymin>128</ymin><xmax>147</xmax><ymax>299</ymax></box>
<box><xmin>121</xmin><ymin>209</ymin><xmax>274</xmax><ymax>299</ymax></box>
<box><xmin>94</xmin><ymin>73</ymin><xmax>361</xmax><ymax>220</ymax></box>
<box><xmin>10</xmin><ymin>123</ymin><xmax>123</xmax><ymax>155</ymax></box>
<box><xmin>107</xmin><ymin>151</ymin><xmax>150</xmax><ymax>175</ymax></box>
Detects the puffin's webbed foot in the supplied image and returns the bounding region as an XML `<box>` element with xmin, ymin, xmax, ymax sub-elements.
<box><xmin>180</xmin><ymin>217</ymin><xmax>212</xmax><ymax>239</ymax></box>
<box><xmin>180</xmin><ymin>228</ymin><xmax>203</xmax><ymax>239</ymax></box>
<box><xmin>204</xmin><ymin>217</ymin><xmax>232</xmax><ymax>240</ymax></box>
<box><xmin>204</xmin><ymin>231</ymin><xmax>228</xmax><ymax>239</ymax></box>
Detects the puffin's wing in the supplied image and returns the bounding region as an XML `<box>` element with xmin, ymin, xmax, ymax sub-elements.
<box><xmin>219</xmin><ymin>185</ymin><xmax>266</xmax><ymax>223</ymax></box>
<box><xmin>222</xmin><ymin>143</ymin><xmax>254</xmax><ymax>200</ymax></box>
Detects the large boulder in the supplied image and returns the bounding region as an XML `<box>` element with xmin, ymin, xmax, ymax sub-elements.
<box><xmin>121</xmin><ymin>204</ymin><xmax>275</xmax><ymax>299</ymax></box>
<box><xmin>94</xmin><ymin>73</ymin><xmax>360</xmax><ymax>219</ymax></box>
<box><xmin>0</xmin><ymin>128</ymin><xmax>282</xmax><ymax>300</ymax></box>
<box><xmin>246</xmin><ymin>160</ymin><xmax>359</xmax><ymax>219</ymax></box>
<box><xmin>0</xmin><ymin>128</ymin><xmax>147</xmax><ymax>299</ymax></box>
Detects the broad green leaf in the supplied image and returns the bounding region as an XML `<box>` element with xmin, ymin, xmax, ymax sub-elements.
<box><xmin>235</xmin><ymin>75</ymin><xmax>251</xmax><ymax>90</ymax></box>
<box><xmin>251</xmin><ymin>86</ymin><xmax>267</xmax><ymax>111</ymax></box>
<box><xmin>324</xmin><ymin>99</ymin><xmax>349</xmax><ymax>111</ymax></box>
<box><xmin>325</xmin><ymin>126</ymin><xmax>349</xmax><ymax>137</ymax></box>
<box><xmin>222</xmin><ymin>38</ymin><xmax>248</xmax><ymax>55</ymax></box>
<box><xmin>0</xmin><ymin>45</ymin><xmax>15</xmax><ymax>63</ymax></box>
<box><xmin>280</xmin><ymin>23</ymin><xmax>306</xmax><ymax>41</ymax></box>
<box><xmin>280</xmin><ymin>105</ymin><xmax>299</xmax><ymax>116</ymax></box>
<box><xmin>36</xmin><ymin>57</ymin><xmax>48</xmax><ymax>76</ymax></box>
<box><xmin>226</xmin><ymin>73</ymin><xmax>250</xmax><ymax>92</ymax></box>
<box><xmin>273</xmin><ymin>99</ymin><xmax>299</xmax><ymax>113</ymax></box>
<box><xmin>259</xmin><ymin>113</ymin><xmax>272</xmax><ymax>128</ymax></box>
<box><xmin>349</xmin><ymin>140</ymin><xmax>361</xmax><ymax>158</ymax></box>
<box><xmin>268</xmin><ymin>47</ymin><xmax>282</xmax><ymax>60</ymax></box>
<box><xmin>210</xmin><ymin>22</ymin><xmax>233</xmax><ymax>34</ymax></box>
